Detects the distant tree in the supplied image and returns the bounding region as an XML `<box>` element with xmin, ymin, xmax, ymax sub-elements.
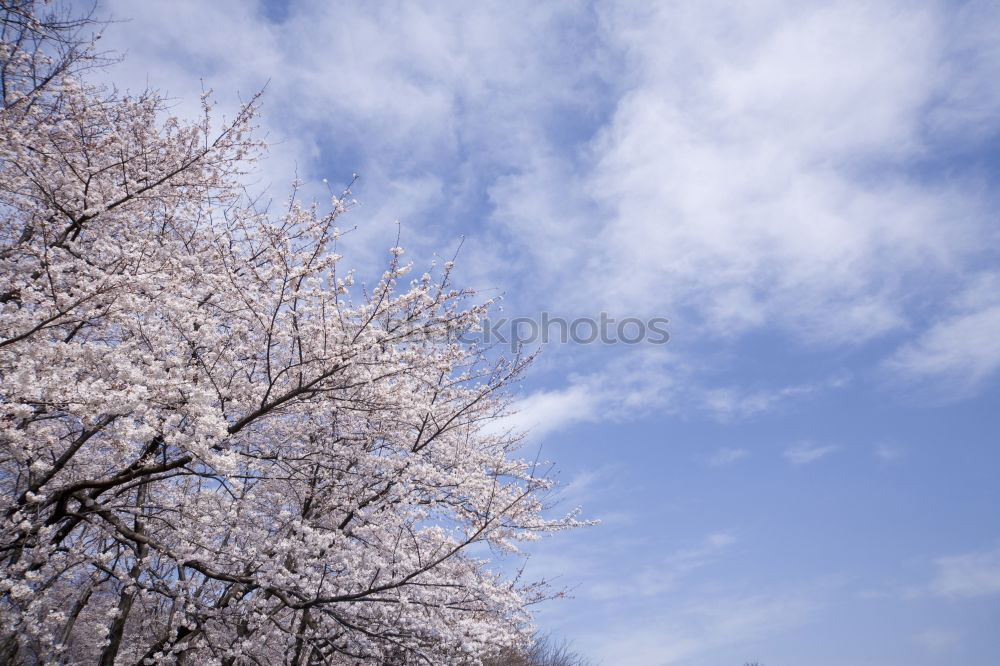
<box><xmin>0</xmin><ymin>1</ymin><xmax>583</xmax><ymax>663</ymax></box>
<box><xmin>482</xmin><ymin>633</ymin><xmax>591</xmax><ymax>666</ymax></box>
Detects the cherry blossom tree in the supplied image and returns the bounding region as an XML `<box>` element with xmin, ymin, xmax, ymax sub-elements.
<box><xmin>0</xmin><ymin>2</ymin><xmax>583</xmax><ymax>663</ymax></box>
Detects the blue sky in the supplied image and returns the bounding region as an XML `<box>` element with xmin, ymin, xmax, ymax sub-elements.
<box><xmin>99</xmin><ymin>1</ymin><xmax>1000</xmax><ymax>663</ymax></box>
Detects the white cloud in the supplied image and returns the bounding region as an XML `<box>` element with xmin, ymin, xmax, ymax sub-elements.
<box><xmin>702</xmin><ymin>386</ymin><xmax>807</xmax><ymax>421</ymax></box>
<box><xmin>505</xmin><ymin>383</ymin><xmax>598</xmax><ymax>440</ymax></box>
<box><xmin>100</xmin><ymin>2</ymin><xmax>1000</xmax><ymax>348</ymax></box>
<box><xmin>708</xmin><ymin>447</ymin><xmax>750</xmax><ymax>467</ymax></box>
<box><xmin>701</xmin><ymin>373</ymin><xmax>849</xmax><ymax>421</ymax></box>
<box><xmin>551</xmin><ymin>465</ymin><xmax>627</xmax><ymax>515</ymax></box>
<box><xmin>98</xmin><ymin>0</ymin><xmax>604</xmax><ymax>270</ymax></box>
<box><xmin>874</xmin><ymin>442</ymin><xmax>905</xmax><ymax>463</ymax></box>
<box><xmin>503</xmin><ymin>348</ymin><xmax>680</xmax><ymax>439</ymax></box>
<box><xmin>885</xmin><ymin>272</ymin><xmax>1000</xmax><ymax>397</ymax></box>
<box><xmin>580</xmin><ymin>592</ymin><xmax>817</xmax><ymax>666</ymax></box>
<box><xmin>783</xmin><ymin>442</ymin><xmax>839</xmax><ymax>465</ymax></box>
<box><xmin>586</xmin><ymin>531</ymin><xmax>737</xmax><ymax>602</ymax></box>
<box><xmin>508</xmin><ymin>353</ymin><xmax>844</xmax><ymax>440</ymax></box>
<box><xmin>488</xmin><ymin>1</ymin><xmax>996</xmax><ymax>349</ymax></box>
<box><xmin>914</xmin><ymin>628</ymin><xmax>963</xmax><ymax>651</ymax></box>
<box><xmin>929</xmin><ymin>546</ymin><xmax>1000</xmax><ymax>599</ymax></box>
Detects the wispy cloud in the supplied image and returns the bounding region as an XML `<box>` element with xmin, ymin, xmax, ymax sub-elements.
<box><xmin>504</xmin><ymin>349</ymin><xmax>679</xmax><ymax>440</ymax></box>
<box><xmin>914</xmin><ymin>628</ymin><xmax>963</xmax><ymax>651</ymax></box>
<box><xmin>488</xmin><ymin>2</ymin><xmax>998</xmax><ymax>350</ymax></box>
<box><xmin>508</xmin><ymin>353</ymin><xmax>846</xmax><ymax>441</ymax></box>
<box><xmin>708</xmin><ymin>447</ymin><xmax>750</xmax><ymax>467</ymax></box>
<box><xmin>885</xmin><ymin>272</ymin><xmax>1000</xmax><ymax>398</ymax></box>
<box><xmin>929</xmin><ymin>546</ymin><xmax>1000</xmax><ymax>599</ymax></box>
<box><xmin>587</xmin><ymin>531</ymin><xmax>738</xmax><ymax>601</ymax></box>
<box><xmin>784</xmin><ymin>442</ymin><xmax>839</xmax><ymax>465</ymax></box>
<box><xmin>102</xmin><ymin>1</ymin><xmax>1000</xmax><ymax>357</ymax></box>
<box><xmin>580</xmin><ymin>592</ymin><xmax>818</xmax><ymax>666</ymax></box>
<box><xmin>701</xmin><ymin>373</ymin><xmax>849</xmax><ymax>421</ymax></box>
<box><xmin>874</xmin><ymin>442</ymin><xmax>905</xmax><ymax>463</ymax></box>
<box><xmin>100</xmin><ymin>0</ymin><xmax>605</xmax><ymax>270</ymax></box>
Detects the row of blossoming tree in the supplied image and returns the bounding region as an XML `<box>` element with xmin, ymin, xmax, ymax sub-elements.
<box><xmin>0</xmin><ymin>2</ymin><xmax>583</xmax><ymax>663</ymax></box>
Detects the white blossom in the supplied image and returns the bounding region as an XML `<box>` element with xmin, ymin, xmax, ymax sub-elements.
<box><xmin>0</xmin><ymin>3</ymin><xmax>584</xmax><ymax>664</ymax></box>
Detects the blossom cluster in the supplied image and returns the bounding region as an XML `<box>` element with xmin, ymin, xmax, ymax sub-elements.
<box><xmin>0</xmin><ymin>4</ymin><xmax>583</xmax><ymax>663</ymax></box>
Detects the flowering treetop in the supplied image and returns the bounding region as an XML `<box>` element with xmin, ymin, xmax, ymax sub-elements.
<box><xmin>0</xmin><ymin>2</ymin><xmax>584</xmax><ymax>663</ymax></box>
